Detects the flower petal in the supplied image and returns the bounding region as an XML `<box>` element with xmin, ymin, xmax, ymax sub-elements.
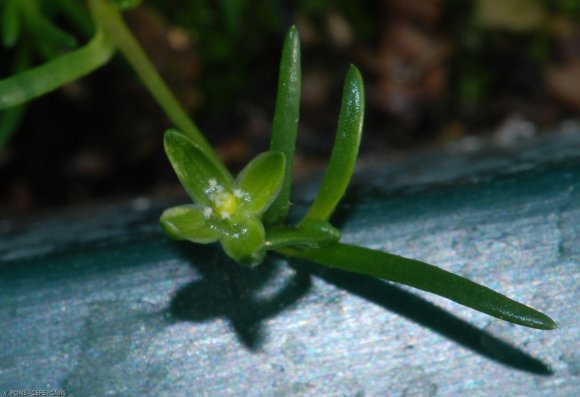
<box><xmin>164</xmin><ymin>129</ymin><xmax>233</xmax><ymax>206</ymax></box>
<box><xmin>160</xmin><ymin>204</ymin><xmax>219</xmax><ymax>243</ymax></box>
<box><xmin>235</xmin><ymin>151</ymin><xmax>285</xmax><ymax>216</ymax></box>
<box><xmin>220</xmin><ymin>217</ymin><xmax>265</xmax><ymax>267</ymax></box>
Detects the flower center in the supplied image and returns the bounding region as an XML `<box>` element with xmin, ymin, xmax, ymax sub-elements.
<box><xmin>213</xmin><ymin>191</ymin><xmax>238</xmax><ymax>219</ymax></box>
<box><xmin>205</xmin><ymin>179</ymin><xmax>248</xmax><ymax>220</ymax></box>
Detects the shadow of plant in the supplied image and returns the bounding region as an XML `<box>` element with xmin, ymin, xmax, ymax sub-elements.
<box><xmin>289</xmin><ymin>258</ymin><xmax>553</xmax><ymax>376</ymax></box>
<box><xmin>288</xmin><ymin>168</ymin><xmax>554</xmax><ymax>375</ymax></box>
<box><xmin>164</xmin><ymin>172</ymin><xmax>552</xmax><ymax>374</ymax></box>
<box><xmin>168</xmin><ymin>243</ymin><xmax>312</xmax><ymax>350</ymax></box>
<box><xmin>167</xmin><ymin>239</ymin><xmax>551</xmax><ymax>374</ymax></box>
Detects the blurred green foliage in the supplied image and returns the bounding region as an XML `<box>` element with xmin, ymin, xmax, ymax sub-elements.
<box><xmin>146</xmin><ymin>0</ymin><xmax>374</xmax><ymax>116</ymax></box>
<box><xmin>296</xmin><ymin>0</ymin><xmax>375</xmax><ymax>40</ymax></box>
<box><xmin>147</xmin><ymin>0</ymin><xmax>281</xmax><ymax>113</ymax></box>
<box><xmin>2</xmin><ymin>0</ymin><xmax>580</xmax><ymax>148</ymax></box>
<box><xmin>0</xmin><ymin>0</ymin><xmax>94</xmax><ymax>145</ymax></box>
<box><xmin>444</xmin><ymin>0</ymin><xmax>580</xmax><ymax>110</ymax></box>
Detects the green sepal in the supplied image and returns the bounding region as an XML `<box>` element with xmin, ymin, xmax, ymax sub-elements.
<box><xmin>160</xmin><ymin>205</ymin><xmax>219</xmax><ymax>243</ymax></box>
<box><xmin>220</xmin><ymin>217</ymin><xmax>266</xmax><ymax>267</ymax></box>
<box><xmin>164</xmin><ymin>129</ymin><xmax>234</xmax><ymax>207</ymax></box>
<box><xmin>236</xmin><ymin>151</ymin><xmax>285</xmax><ymax>216</ymax></box>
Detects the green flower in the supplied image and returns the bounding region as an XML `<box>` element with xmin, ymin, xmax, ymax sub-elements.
<box><xmin>160</xmin><ymin>129</ymin><xmax>286</xmax><ymax>266</ymax></box>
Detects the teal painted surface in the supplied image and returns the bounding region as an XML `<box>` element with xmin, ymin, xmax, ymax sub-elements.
<box><xmin>1</xmin><ymin>132</ymin><xmax>580</xmax><ymax>396</ymax></box>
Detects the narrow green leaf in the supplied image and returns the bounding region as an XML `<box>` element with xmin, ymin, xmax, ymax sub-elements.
<box><xmin>160</xmin><ymin>205</ymin><xmax>219</xmax><ymax>243</ymax></box>
<box><xmin>220</xmin><ymin>218</ymin><xmax>265</xmax><ymax>267</ymax></box>
<box><xmin>264</xmin><ymin>25</ymin><xmax>301</xmax><ymax>226</ymax></box>
<box><xmin>282</xmin><ymin>243</ymin><xmax>557</xmax><ymax>330</ymax></box>
<box><xmin>0</xmin><ymin>23</ymin><xmax>114</xmax><ymax>110</ymax></box>
<box><xmin>301</xmin><ymin>65</ymin><xmax>364</xmax><ymax>224</ymax></box>
<box><xmin>236</xmin><ymin>151</ymin><xmax>285</xmax><ymax>216</ymax></box>
<box><xmin>164</xmin><ymin>129</ymin><xmax>234</xmax><ymax>207</ymax></box>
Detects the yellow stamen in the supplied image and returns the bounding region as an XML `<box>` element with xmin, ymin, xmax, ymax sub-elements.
<box><xmin>213</xmin><ymin>191</ymin><xmax>238</xmax><ymax>219</ymax></box>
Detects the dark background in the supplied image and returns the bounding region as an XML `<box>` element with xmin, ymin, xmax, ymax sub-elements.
<box><xmin>1</xmin><ymin>0</ymin><xmax>580</xmax><ymax>217</ymax></box>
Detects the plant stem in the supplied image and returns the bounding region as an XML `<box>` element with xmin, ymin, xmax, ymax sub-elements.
<box><xmin>88</xmin><ymin>0</ymin><xmax>225</xmax><ymax>173</ymax></box>
<box><xmin>0</xmin><ymin>23</ymin><xmax>113</xmax><ymax>110</ymax></box>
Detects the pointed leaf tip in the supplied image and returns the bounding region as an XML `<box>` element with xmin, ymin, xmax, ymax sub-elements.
<box><xmin>288</xmin><ymin>25</ymin><xmax>298</xmax><ymax>37</ymax></box>
<box><xmin>264</xmin><ymin>26</ymin><xmax>301</xmax><ymax>225</ymax></box>
<box><xmin>301</xmin><ymin>64</ymin><xmax>364</xmax><ymax>223</ymax></box>
<box><xmin>283</xmin><ymin>243</ymin><xmax>558</xmax><ymax>330</ymax></box>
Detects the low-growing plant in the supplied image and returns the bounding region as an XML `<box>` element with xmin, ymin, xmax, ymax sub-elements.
<box><xmin>0</xmin><ymin>0</ymin><xmax>556</xmax><ymax>331</ymax></box>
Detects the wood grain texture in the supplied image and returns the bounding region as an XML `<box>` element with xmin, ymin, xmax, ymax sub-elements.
<box><xmin>1</xmin><ymin>132</ymin><xmax>579</xmax><ymax>396</ymax></box>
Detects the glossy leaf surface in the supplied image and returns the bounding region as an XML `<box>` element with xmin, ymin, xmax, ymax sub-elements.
<box><xmin>302</xmin><ymin>65</ymin><xmax>364</xmax><ymax>223</ymax></box>
<box><xmin>264</xmin><ymin>25</ymin><xmax>301</xmax><ymax>225</ymax></box>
